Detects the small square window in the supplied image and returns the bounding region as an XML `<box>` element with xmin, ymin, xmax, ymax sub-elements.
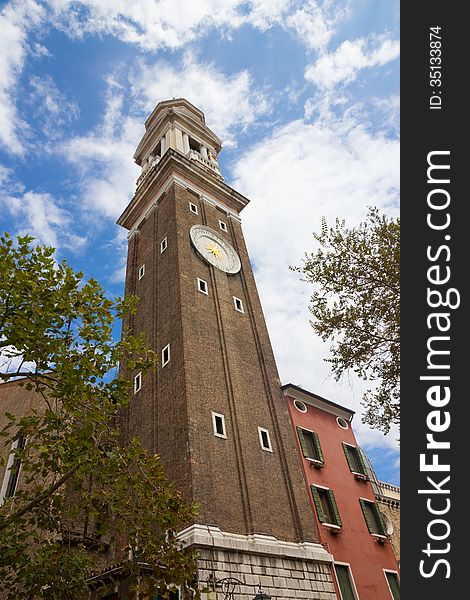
<box><xmin>197</xmin><ymin>278</ymin><xmax>208</xmax><ymax>295</ymax></box>
<box><xmin>138</xmin><ymin>264</ymin><xmax>145</xmax><ymax>280</ymax></box>
<box><xmin>160</xmin><ymin>237</ymin><xmax>168</xmax><ymax>253</ymax></box>
<box><xmin>189</xmin><ymin>202</ymin><xmax>198</xmax><ymax>214</ymax></box>
<box><xmin>212</xmin><ymin>412</ymin><xmax>227</xmax><ymax>439</ymax></box>
<box><xmin>219</xmin><ymin>220</ymin><xmax>227</xmax><ymax>232</ymax></box>
<box><xmin>134</xmin><ymin>372</ymin><xmax>142</xmax><ymax>393</ymax></box>
<box><xmin>233</xmin><ymin>297</ymin><xmax>244</xmax><ymax>313</ymax></box>
<box><xmin>258</xmin><ymin>427</ymin><xmax>272</xmax><ymax>452</ymax></box>
<box><xmin>162</xmin><ymin>344</ymin><xmax>171</xmax><ymax>367</ymax></box>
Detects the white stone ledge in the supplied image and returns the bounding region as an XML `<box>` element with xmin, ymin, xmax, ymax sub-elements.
<box><xmin>177</xmin><ymin>524</ymin><xmax>334</xmax><ymax>564</ymax></box>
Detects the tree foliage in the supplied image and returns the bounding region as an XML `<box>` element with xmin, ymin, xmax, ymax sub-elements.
<box><xmin>294</xmin><ymin>208</ymin><xmax>400</xmax><ymax>434</ymax></box>
<box><xmin>0</xmin><ymin>233</ymin><xmax>198</xmax><ymax>599</ymax></box>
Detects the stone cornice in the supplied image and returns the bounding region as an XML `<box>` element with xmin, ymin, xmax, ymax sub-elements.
<box><xmin>177</xmin><ymin>524</ymin><xmax>334</xmax><ymax>564</ymax></box>
<box><xmin>117</xmin><ymin>149</ymin><xmax>249</xmax><ymax>231</ymax></box>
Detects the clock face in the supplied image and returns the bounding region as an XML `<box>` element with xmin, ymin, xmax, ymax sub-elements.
<box><xmin>190</xmin><ymin>225</ymin><xmax>241</xmax><ymax>274</ymax></box>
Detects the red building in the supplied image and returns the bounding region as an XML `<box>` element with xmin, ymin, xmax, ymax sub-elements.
<box><xmin>283</xmin><ymin>383</ymin><xmax>400</xmax><ymax>600</ymax></box>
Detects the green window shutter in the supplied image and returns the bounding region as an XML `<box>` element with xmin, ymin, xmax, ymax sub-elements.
<box><xmin>357</xmin><ymin>447</ymin><xmax>368</xmax><ymax>476</ymax></box>
<box><xmin>342</xmin><ymin>442</ymin><xmax>356</xmax><ymax>472</ymax></box>
<box><xmin>334</xmin><ymin>565</ymin><xmax>356</xmax><ymax>600</ymax></box>
<box><xmin>385</xmin><ymin>572</ymin><xmax>400</xmax><ymax>600</ymax></box>
<box><xmin>312</xmin><ymin>431</ymin><xmax>324</xmax><ymax>463</ymax></box>
<box><xmin>359</xmin><ymin>498</ymin><xmax>376</xmax><ymax>534</ymax></box>
<box><xmin>373</xmin><ymin>503</ymin><xmax>388</xmax><ymax>536</ymax></box>
<box><xmin>327</xmin><ymin>489</ymin><xmax>342</xmax><ymax>527</ymax></box>
<box><xmin>311</xmin><ymin>486</ymin><xmax>326</xmax><ymax>523</ymax></box>
<box><xmin>297</xmin><ymin>427</ymin><xmax>310</xmax><ymax>458</ymax></box>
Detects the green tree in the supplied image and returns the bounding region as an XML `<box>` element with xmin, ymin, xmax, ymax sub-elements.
<box><xmin>294</xmin><ymin>208</ymin><xmax>400</xmax><ymax>434</ymax></box>
<box><xmin>0</xmin><ymin>233</ymin><xmax>198</xmax><ymax>599</ymax></box>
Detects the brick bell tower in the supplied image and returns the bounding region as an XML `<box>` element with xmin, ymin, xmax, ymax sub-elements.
<box><xmin>117</xmin><ymin>99</ymin><xmax>337</xmax><ymax>599</ymax></box>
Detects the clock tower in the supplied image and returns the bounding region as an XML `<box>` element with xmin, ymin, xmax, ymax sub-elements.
<box><xmin>118</xmin><ymin>99</ymin><xmax>337</xmax><ymax>599</ymax></box>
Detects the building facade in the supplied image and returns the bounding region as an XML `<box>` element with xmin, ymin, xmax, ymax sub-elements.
<box><xmin>283</xmin><ymin>384</ymin><xmax>400</xmax><ymax>600</ymax></box>
<box><xmin>116</xmin><ymin>99</ymin><xmax>338</xmax><ymax>599</ymax></box>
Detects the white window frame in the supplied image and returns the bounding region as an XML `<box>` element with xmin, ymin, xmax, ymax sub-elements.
<box><xmin>0</xmin><ymin>438</ymin><xmax>25</xmax><ymax>505</ymax></box>
<box><xmin>162</xmin><ymin>343</ymin><xmax>171</xmax><ymax>367</ymax></box>
<box><xmin>258</xmin><ymin>427</ymin><xmax>272</xmax><ymax>452</ymax></box>
<box><xmin>233</xmin><ymin>297</ymin><xmax>244</xmax><ymax>313</ymax></box>
<box><xmin>160</xmin><ymin>237</ymin><xmax>168</xmax><ymax>253</ymax></box>
<box><xmin>134</xmin><ymin>372</ymin><xmax>142</xmax><ymax>393</ymax></box>
<box><xmin>138</xmin><ymin>264</ymin><xmax>145</xmax><ymax>280</ymax></box>
<box><xmin>197</xmin><ymin>278</ymin><xmax>208</xmax><ymax>295</ymax></box>
<box><xmin>383</xmin><ymin>569</ymin><xmax>400</xmax><ymax>600</ymax></box>
<box><xmin>212</xmin><ymin>412</ymin><xmax>227</xmax><ymax>439</ymax></box>
<box><xmin>359</xmin><ymin>496</ymin><xmax>388</xmax><ymax>539</ymax></box>
<box><xmin>311</xmin><ymin>483</ymin><xmax>341</xmax><ymax>530</ymax></box>
<box><xmin>219</xmin><ymin>220</ymin><xmax>227</xmax><ymax>232</ymax></box>
<box><xmin>189</xmin><ymin>202</ymin><xmax>198</xmax><ymax>214</ymax></box>
<box><xmin>333</xmin><ymin>562</ymin><xmax>360</xmax><ymax>600</ymax></box>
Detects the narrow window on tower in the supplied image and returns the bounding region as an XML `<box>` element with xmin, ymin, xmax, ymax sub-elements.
<box><xmin>160</xmin><ymin>237</ymin><xmax>168</xmax><ymax>253</ymax></box>
<box><xmin>258</xmin><ymin>427</ymin><xmax>272</xmax><ymax>452</ymax></box>
<box><xmin>134</xmin><ymin>372</ymin><xmax>142</xmax><ymax>393</ymax></box>
<box><xmin>233</xmin><ymin>297</ymin><xmax>244</xmax><ymax>313</ymax></box>
<box><xmin>189</xmin><ymin>202</ymin><xmax>198</xmax><ymax>214</ymax></box>
<box><xmin>162</xmin><ymin>343</ymin><xmax>171</xmax><ymax>367</ymax></box>
<box><xmin>138</xmin><ymin>264</ymin><xmax>145</xmax><ymax>280</ymax></box>
<box><xmin>219</xmin><ymin>220</ymin><xmax>227</xmax><ymax>232</ymax></box>
<box><xmin>0</xmin><ymin>435</ymin><xmax>27</xmax><ymax>504</ymax></box>
<box><xmin>197</xmin><ymin>278</ymin><xmax>208</xmax><ymax>295</ymax></box>
<box><xmin>212</xmin><ymin>412</ymin><xmax>227</xmax><ymax>439</ymax></box>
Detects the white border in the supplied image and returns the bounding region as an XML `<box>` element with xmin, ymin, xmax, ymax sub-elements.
<box><xmin>336</xmin><ymin>416</ymin><xmax>349</xmax><ymax>429</ymax></box>
<box><xmin>233</xmin><ymin>296</ymin><xmax>244</xmax><ymax>313</ymax></box>
<box><xmin>333</xmin><ymin>562</ymin><xmax>360</xmax><ymax>600</ymax></box>
<box><xmin>258</xmin><ymin>427</ymin><xmax>273</xmax><ymax>452</ymax></box>
<box><xmin>160</xmin><ymin>236</ymin><xmax>168</xmax><ymax>253</ymax></box>
<box><xmin>383</xmin><ymin>569</ymin><xmax>400</xmax><ymax>599</ymax></box>
<box><xmin>219</xmin><ymin>220</ymin><xmax>227</xmax><ymax>232</ymax></box>
<box><xmin>293</xmin><ymin>399</ymin><xmax>308</xmax><ymax>413</ymax></box>
<box><xmin>0</xmin><ymin>438</ymin><xmax>23</xmax><ymax>505</ymax></box>
<box><xmin>138</xmin><ymin>264</ymin><xmax>145</xmax><ymax>280</ymax></box>
<box><xmin>197</xmin><ymin>278</ymin><xmax>208</xmax><ymax>295</ymax></box>
<box><xmin>162</xmin><ymin>343</ymin><xmax>171</xmax><ymax>367</ymax></box>
<box><xmin>189</xmin><ymin>201</ymin><xmax>198</xmax><ymax>214</ymax></box>
<box><xmin>212</xmin><ymin>412</ymin><xmax>227</xmax><ymax>439</ymax></box>
<box><xmin>134</xmin><ymin>372</ymin><xmax>142</xmax><ymax>393</ymax></box>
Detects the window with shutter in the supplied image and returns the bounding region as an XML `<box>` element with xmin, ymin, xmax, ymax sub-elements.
<box><xmin>334</xmin><ymin>564</ymin><xmax>357</xmax><ymax>600</ymax></box>
<box><xmin>359</xmin><ymin>498</ymin><xmax>388</xmax><ymax>536</ymax></box>
<box><xmin>311</xmin><ymin>485</ymin><xmax>342</xmax><ymax>527</ymax></box>
<box><xmin>297</xmin><ymin>427</ymin><xmax>324</xmax><ymax>465</ymax></box>
<box><xmin>385</xmin><ymin>571</ymin><xmax>400</xmax><ymax>600</ymax></box>
<box><xmin>342</xmin><ymin>443</ymin><xmax>367</xmax><ymax>476</ymax></box>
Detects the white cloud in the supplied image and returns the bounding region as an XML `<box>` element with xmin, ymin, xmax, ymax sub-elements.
<box><xmin>129</xmin><ymin>53</ymin><xmax>270</xmax><ymax>147</ymax></box>
<box><xmin>0</xmin><ymin>168</ymin><xmax>85</xmax><ymax>250</ymax></box>
<box><xmin>0</xmin><ymin>0</ymin><xmax>45</xmax><ymax>154</ymax></box>
<box><xmin>29</xmin><ymin>75</ymin><xmax>80</xmax><ymax>140</ymax></box>
<box><xmin>46</xmin><ymin>0</ymin><xmax>292</xmax><ymax>50</ymax></box>
<box><xmin>231</xmin><ymin>108</ymin><xmax>399</xmax><ymax>449</ymax></box>
<box><xmin>286</xmin><ymin>0</ymin><xmax>348</xmax><ymax>52</ymax></box>
<box><xmin>61</xmin><ymin>92</ymin><xmax>142</xmax><ymax>219</ymax></box>
<box><xmin>305</xmin><ymin>34</ymin><xmax>400</xmax><ymax>89</ymax></box>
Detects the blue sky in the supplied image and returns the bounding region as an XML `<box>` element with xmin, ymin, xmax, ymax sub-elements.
<box><xmin>0</xmin><ymin>0</ymin><xmax>400</xmax><ymax>484</ymax></box>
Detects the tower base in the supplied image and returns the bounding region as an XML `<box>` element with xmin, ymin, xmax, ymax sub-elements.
<box><xmin>178</xmin><ymin>525</ymin><xmax>338</xmax><ymax>599</ymax></box>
